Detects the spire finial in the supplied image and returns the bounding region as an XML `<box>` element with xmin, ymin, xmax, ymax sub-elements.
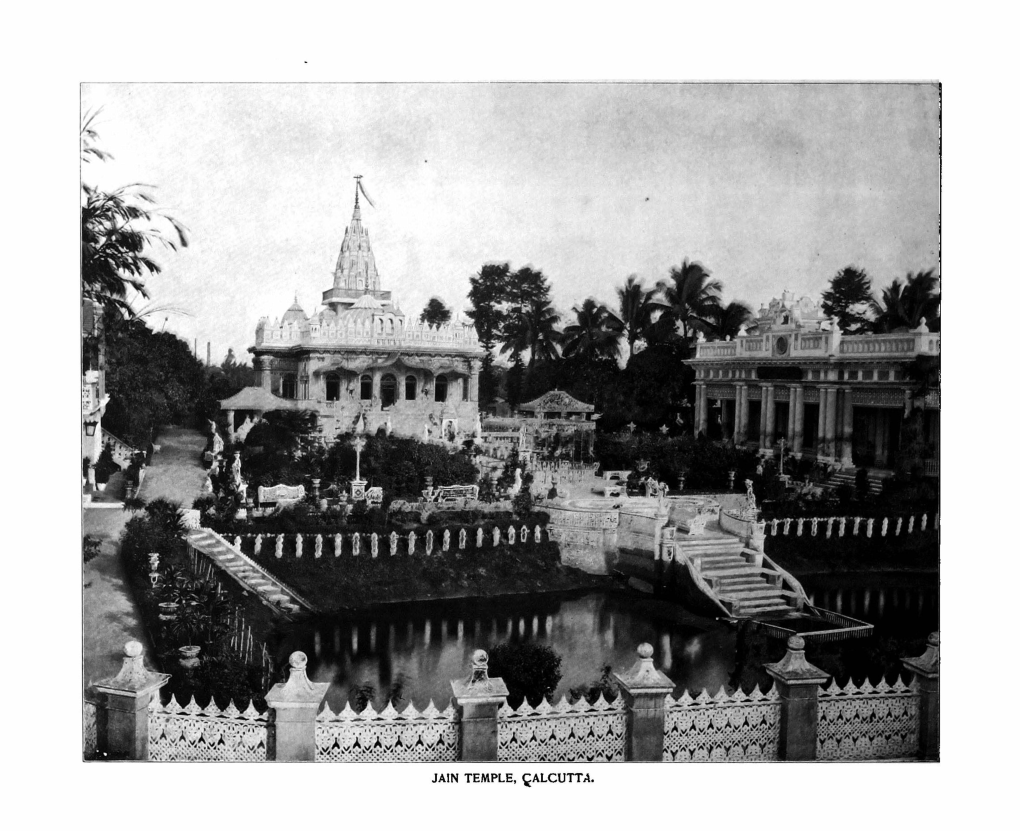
<box><xmin>353</xmin><ymin>174</ymin><xmax>361</xmax><ymax>209</ymax></box>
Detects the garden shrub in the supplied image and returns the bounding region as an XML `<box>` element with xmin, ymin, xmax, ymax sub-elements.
<box><xmin>487</xmin><ymin>642</ymin><xmax>563</xmax><ymax>708</ymax></box>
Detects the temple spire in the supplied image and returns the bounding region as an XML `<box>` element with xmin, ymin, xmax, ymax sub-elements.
<box><xmin>353</xmin><ymin>175</ymin><xmax>362</xmax><ymax>218</ymax></box>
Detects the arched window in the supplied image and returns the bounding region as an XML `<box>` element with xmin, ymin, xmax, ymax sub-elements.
<box><xmin>405</xmin><ymin>375</ymin><xmax>417</xmax><ymax>401</ymax></box>
<box><xmin>325</xmin><ymin>373</ymin><xmax>341</xmax><ymax>401</ymax></box>
<box><xmin>435</xmin><ymin>374</ymin><xmax>448</xmax><ymax>403</ymax></box>
<box><xmin>281</xmin><ymin>374</ymin><xmax>297</xmax><ymax>400</ymax></box>
<box><xmin>360</xmin><ymin>374</ymin><xmax>373</xmax><ymax>400</ymax></box>
<box><xmin>381</xmin><ymin>374</ymin><xmax>397</xmax><ymax>408</ymax></box>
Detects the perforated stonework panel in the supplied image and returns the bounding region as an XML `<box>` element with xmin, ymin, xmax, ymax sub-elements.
<box><xmin>316</xmin><ymin>701</ymin><xmax>460</xmax><ymax>762</ymax></box>
<box><xmin>816</xmin><ymin>677</ymin><xmax>920</xmax><ymax>760</ymax></box>
<box><xmin>497</xmin><ymin>696</ymin><xmax>626</xmax><ymax>762</ymax></box>
<box><xmin>663</xmin><ymin>686</ymin><xmax>780</xmax><ymax>762</ymax></box>
<box><xmin>148</xmin><ymin>696</ymin><xmax>268</xmax><ymax>762</ymax></box>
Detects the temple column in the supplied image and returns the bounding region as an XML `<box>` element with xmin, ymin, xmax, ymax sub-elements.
<box><xmin>694</xmin><ymin>383</ymin><xmax>705</xmax><ymax>436</ymax></box>
<box><xmin>256</xmin><ymin>356</ymin><xmax>272</xmax><ymax>391</ymax></box>
<box><xmin>762</xmin><ymin>384</ymin><xmax>775</xmax><ymax>449</ymax></box>
<box><xmin>816</xmin><ymin>386</ymin><xmax>828</xmax><ymax>458</ymax></box>
<box><xmin>469</xmin><ymin>360</ymin><xmax>480</xmax><ymax>402</ymax></box>
<box><xmin>786</xmin><ymin>386</ymin><xmax>797</xmax><ymax>446</ymax></box>
<box><xmin>733</xmin><ymin>383</ymin><xmax>746</xmax><ymax>443</ymax></box>
<box><xmin>737</xmin><ymin>384</ymin><xmax>749</xmax><ymax>445</ymax></box>
<box><xmin>839</xmin><ymin>387</ymin><xmax>854</xmax><ymax>465</ymax></box>
<box><xmin>791</xmin><ymin>385</ymin><xmax>804</xmax><ymax>457</ymax></box>
<box><xmin>226</xmin><ymin>410</ymin><xmax>236</xmax><ymax>442</ymax></box>
<box><xmin>825</xmin><ymin>386</ymin><xmax>838</xmax><ymax>460</ymax></box>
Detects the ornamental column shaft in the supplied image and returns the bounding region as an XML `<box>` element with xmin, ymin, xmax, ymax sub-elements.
<box><xmin>817</xmin><ymin>386</ymin><xmax>828</xmax><ymax>457</ymax></box>
<box><xmin>839</xmin><ymin>387</ymin><xmax>854</xmax><ymax>465</ymax></box>
<box><xmin>738</xmin><ymin>384</ymin><xmax>750</xmax><ymax>445</ymax></box>
<box><xmin>613</xmin><ymin>643</ymin><xmax>675</xmax><ymax>761</ymax></box>
<box><xmin>765</xmin><ymin>636</ymin><xmax>830</xmax><ymax>761</ymax></box>
<box><xmin>824</xmin><ymin>386</ymin><xmax>838</xmax><ymax>459</ymax></box>
<box><xmin>791</xmin><ymin>384</ymin><xmax>804</xmax><ymax>456</ymax></box>
<box><xmin>451</xmin><ymin>650</ymin><xmax>509</xmax><ymax>762</ymax></box>
<box><xmin>762</xmin><ymin>384</ymin><xmax>776</xmax><ymax>449</ymax></box>
<box><xmin>694</xmin><ymin>383</ymin><xmax>705</xmax><ymax>436</ymax></box>
<box><xmin>265</xmin><ymin>651</ymin><xmax>330</xmax><ymax>762</ymax></box>
<box><xmin>91</xmin><ymin>641</ymin><xmax>170</xmax><ymax>760</ymax></box>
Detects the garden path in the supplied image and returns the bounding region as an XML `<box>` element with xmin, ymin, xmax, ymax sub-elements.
<box><xmin>83</xmin><ymin>426</ymin><xmax>207</xmax><ymax>688</ymax></box>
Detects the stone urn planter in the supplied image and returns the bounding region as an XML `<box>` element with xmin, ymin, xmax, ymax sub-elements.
<box><xmin>158</xmin><ymin>602</ymin><xmax>179</xmax><ymax>621</ymax></box>
<box><xmin>178</xmin><ymin>645</ymin><xmax>202</xmax><ymax>669</ymax></box>
<box><xmin>96</xmin><ymin>482</ymin><xmax>107</xmax><ymax>492</ymax></box>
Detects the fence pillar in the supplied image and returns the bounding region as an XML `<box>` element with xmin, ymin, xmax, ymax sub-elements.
<box><xmin>613</xmin><ymin>643</ymin><xmax>675</xmax><ymax>761</ymax></box>
<box><xmin>902</xmin><ymin>631</ymin><xmax>939</xmax><ymax>761</ymax></box>
<box><xmin>765</xmin><ymin>636</ymin><xmax>830</xmax><ymax>761</ymax></box>
<box><xmin>91</xmin><ymin>640</ymin><xmax>170</xmax><ymax>760</ymax></box>
<box><xmin>451</xmin><ymin>650</ymin><xmax>508</xmax><ymax>761</ymax></box>
<box><xmin>265</xmin><ymin>651</ymin><xmax>330</xmax><ymax>761</ymax></box>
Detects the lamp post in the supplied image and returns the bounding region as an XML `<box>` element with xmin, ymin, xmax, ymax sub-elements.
<box><xmin>777</xmin><ymin>436</ymin><xmax>787</xmax><ymax>476</ymax></box>
<box><xmin>83</xmin><ymin>419</ymin><xmax>98</xmax><ymax>437</ymax></box>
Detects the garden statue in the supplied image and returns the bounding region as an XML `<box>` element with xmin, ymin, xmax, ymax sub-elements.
<box><xmin>508</xmin><ymin>467</ymin><xmax>523</xmax><ymax>498</ymax></box>
<box><xmin>740</xmin><ymin>479</ymin><xmax>758</xmax><ymax>519</ymax></box>
<box><xmin>422</xmin><ymin>424</ymin><xmax>430</xmax><ymax>443</ymax></box>
<box><xmin>385</xmin><ymin>412</ymin><xmax>393</xmax><ymax>436</ymax></box>
<box><xmin>209</xmin><ymin>419</ymin><xmax>224</xmax><ymax>455</ymax></box>
<box><xmin>235</xmin><ymin>415</ymin><xmax>256</xmax><ymax>443</ymax></box>
<box><xmin>230</xmin><ymin>451</ymin><xmax>246</xmax><ymax>494</ymax></box>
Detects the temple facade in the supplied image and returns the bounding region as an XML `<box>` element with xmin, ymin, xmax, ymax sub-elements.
<box><xmin>229</xmin><ymin>188</ymin><xmax>484</xmax><ymax>442</ymax></box>
<box><xmin>684</xmin><ymin>291</ymin><xmax>940</xmax><ymax>472</ymax></box>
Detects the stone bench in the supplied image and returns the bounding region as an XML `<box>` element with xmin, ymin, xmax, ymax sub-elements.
<box><xmin>258</xmin><ymin>484</ymin><xmax>306</xmax><ymax>509</ymax></box>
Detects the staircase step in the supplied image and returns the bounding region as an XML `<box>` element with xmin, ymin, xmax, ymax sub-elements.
<box><xmin>701</xmin><ymin>565</ymin><xmax>760</xmax><ymax>577</ymax></box>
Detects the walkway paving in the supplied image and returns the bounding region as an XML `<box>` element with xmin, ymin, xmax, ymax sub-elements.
<box><xmin>83</xmin><ymin>425</ymin><xmax>207</xmax><ymax>687</ymax></box>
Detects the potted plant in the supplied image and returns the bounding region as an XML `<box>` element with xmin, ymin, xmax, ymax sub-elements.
<box><xmin>169</xmin><ymin>603</ymin><xmax>207</xmax><ymax>668</ymax></box>
<box><xmin>94</xmin><ymin>444</ymin><xmax>117</xmax><ymax>492</ymax></box>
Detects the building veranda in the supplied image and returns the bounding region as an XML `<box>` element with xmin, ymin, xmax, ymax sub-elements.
<box><xmin>685</xmin><ymin>291</ymin><xmax>940</xmax><ymax>473</ymax></box>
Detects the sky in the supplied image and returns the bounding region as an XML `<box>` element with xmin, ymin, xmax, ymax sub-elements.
<box><xmin>82</xmin><ymin>83</ymin><xmax>940</xmax><ymax>364</ymax></box>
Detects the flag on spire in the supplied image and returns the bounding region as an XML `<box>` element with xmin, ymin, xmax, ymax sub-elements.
<box><xmin>354</xmin><ymin>175</ymin><xmax>376</xmax><ymax>209</ymax></box>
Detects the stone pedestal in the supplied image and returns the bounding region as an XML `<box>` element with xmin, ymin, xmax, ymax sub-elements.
<box><xmin>451</xmin><ymin>650</ymin><xmax>509</xmax><ymax>761</ymax></box>
<box><xmin>265</xmin><ymin>652</ymin><xmax>330</xmax><ymax>762</ymax></box>
<box><xmin>765</xmin><ymin>636</ymin><xmax>830</xmax><ymax>761</ymax></box>
<box><xmin>902</xmin><ymin>632</ymin><xmax>939</xmax><ymax>761</ymax></box>
<box><xmin>91</xmin><ymin>641</ymin><xmax>170</xmax><ymax>760</ymax></box>
<box><xmin>613</xmin><ymin>643</ymin><xmax>675</xmax><ymax>761</ymax></box>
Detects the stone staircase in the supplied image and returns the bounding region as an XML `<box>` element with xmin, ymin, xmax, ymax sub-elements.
<box><xmin>820</xmin><ymin>468</ymin><xmax>890</xmax><ymax>497</ymax></box>
<box><xmin>186</xmin><ymin>528</ymin><xmax>311</xmax><ymax>616</ymax></box>
<box><xmin>682</xmin><ymin>537</ymin><xmax>797</xmax><ymax>618</ymax></box>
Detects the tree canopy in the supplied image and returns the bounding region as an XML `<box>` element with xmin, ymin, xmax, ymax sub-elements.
<box><xmin>821</xmin><ymin>266</ymin><xmax>874</xmax><ymax>334</ymax></box>
<box><xmin>418</xmin><ymin>297</ymin><xmax>452</xmax><ymax>327</ymax></box>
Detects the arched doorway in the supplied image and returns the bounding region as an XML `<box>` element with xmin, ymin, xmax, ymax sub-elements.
<box><xmin>435</xmin><ymin>374</ymin><xmax>448</xmax><ymax>403</ymax></box>
<box><xmin>360</xmin><ymin>374</ymin><xmax>373</xmax><ymax>401</ymax></box>
<box><xmin>405</xmin><ymin>375</ymin><xmax>417</xmax><ymax>401</ymax></box>
<box><xmin>381</xmin><ymin>374</ymin><xmax>397</xmax><ymax>408</ymax></box>
<box><xmin>325</xmin><ymin>373</ymin><xmax>341</xmax><ymax>401</ymax></box>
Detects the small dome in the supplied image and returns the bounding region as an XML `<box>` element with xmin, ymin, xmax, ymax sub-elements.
<box><xmin>282</xmin><ymin>296</ymin><xmax>306</xmax><ymax>324</ymax></box>
<box><xmin>351</xmin><ymin>293</ymin><xmax>384</xmax><ymax>311</ymax></box>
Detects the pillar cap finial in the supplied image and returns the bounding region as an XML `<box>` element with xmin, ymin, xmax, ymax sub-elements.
<box><xmin>92</xmin><ymin>640</ymin><xmax>170</xmax><ymax>697</ymax></box>
<box><xmin>765</xmin><ymin>635</ymin><xmax>830</xmax><ymax>686</ymax></box>
<box><xmin>613</xmin><ymin>643</ymin><xmax>675</xmax><ymax>693</ymax></box>
<box><xmin>451</xmin><ymin>648</ymin><xmax>508</xmax><ymax>702</ymax></box>
<box><xmin>903</xmin><ymin>631</ymin><xmax>939</xmax><ymax>679</ymax></box>
<box><xmin>266</xmin><ymin>650</ymin><xmax>330</xmax><ymax>708</ymax></box>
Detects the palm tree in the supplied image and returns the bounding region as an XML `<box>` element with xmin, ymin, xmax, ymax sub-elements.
<box><xmin>705</xmin><ymin>300</ymin><xmax>754</xmax><ymax>340</ymax></box>
<box><xmin>655</xmin><ymin>259</ymin><xmax>723</xmax><ymax>343</ymax></box>
<box><xmin>561</xmin><ymin>299</ymin><xmax>623</xmax><ymax>364</ymax></box>
<box><xmin>81</xmin><ymin>111</ymin><xmax>188</xmax><ymax>316</ymax></box>
<box><xmin>500</xmin><ymin>297</ymin><xmax>561</xmax><ymax>369</ymax></box>
<box><xmin>869</xmin><ymin>270</ymin><xmax>941</xmax><ymax>332</ymax></box>
<box><xmin>614</xmin><ymin>276</ymin><xmax>668</xmax><ymax>358</ymax></box>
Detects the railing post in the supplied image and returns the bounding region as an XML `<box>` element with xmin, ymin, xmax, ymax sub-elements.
<box><xmin>902</xmin><ymin>631</ymin><xmax>939</xmax><ymax>761</ymax></box>
<box><xmin>765</xmin><ymin>635</ymin><xmax>830</xmax><ymax>761</ymax></box>
<box><xmin>451</xmin><ymin>649</ymin><xmax>508</xmax><ymax>761</ymax></box>
<box><xmin>265</xmin><ymin>651</ymin><xmax>330</xmax><ymax>761</ymax></box>
<box><xmin>613</xmin><ymin>643</ymin><xmax>675</xmax><ymax>761</ymax></box>
<box><xmin>91</xmin><ymin>640</ymin><xmax>170</xmax><ymax>760</ymax></box>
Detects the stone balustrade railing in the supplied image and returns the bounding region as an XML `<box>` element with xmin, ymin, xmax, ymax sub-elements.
<box><xmin>764</xmin><ymin>512</ymin><xmax>939</xmax><ymax>539</ymax></box>
<box><xmin>231</xmin><ymin>523</ymin><xmax>544</xmax><ymax>560</ymax></box>
<box><xmin>694</xmin><ymin>329</ymin><xmax>940</xmax><ymax>361</ymax></box>
<box><xmin>86</xmin><ymin>634</ymin><xmax>938</xmax><ymax>762</ymax></box>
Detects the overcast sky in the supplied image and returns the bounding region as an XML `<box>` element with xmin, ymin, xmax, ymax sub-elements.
<box><xmin>82</xmin><ymin>83</ymin><xmax>939</xmax><ymax>363</ymax></box>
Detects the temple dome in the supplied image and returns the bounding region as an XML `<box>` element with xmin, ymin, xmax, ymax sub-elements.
<box><xmin>282</xmin><ymin>297</ymin><xmax>306</xmax><ymax>324</ymax></box>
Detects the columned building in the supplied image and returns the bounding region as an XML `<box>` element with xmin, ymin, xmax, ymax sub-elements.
<box><xmin>684</xmin><ymin>291</ymin><xmax>940</xmax><ymax>471</ymax></box>
<box><xmin>232</xmin><ymin>188</ymin><xmax>484</xmax><ymax>442</ymax></box>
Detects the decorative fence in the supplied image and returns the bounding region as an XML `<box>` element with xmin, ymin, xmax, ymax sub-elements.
<box><xmin>230</xmin><ymin>523</ymin><xmax>544</xmax><ymax>560</ymax></box>
<box><xmin>764</xmin><ymin>512</ymin><xmax>939</xmax><ymax>539</ymax></box>
<box><xmin>316</xmin><ymin>701</ymin><xmax>460</xmax><ymax>762</ymax></box>
<box><xmin>83</xmin><ymin>699</ymin><xmax>98</xmax><ymax>759</ymax></box>
<box><xmin>816</xmin><ymin>675</ymin><xmax>920</xmax><ymax>760</ymax></box>
<box><xmin>147</xmin><ymin>695</ymin><xmax>269</xmax><ymax>762</ymax></box>
<box><xmin>497</xmin><ymin>695</ymin><xmax>627</xmax><ymax>762</ymax></box>
<box><xmin>88</xmin><ymin>633</ymin><xmax>938</xmax><ymax>762</ymax></box>
<box><xmin>663</xmin><ymin>685</ymin><xmax>781</xmax><ymax>762</ymax></box>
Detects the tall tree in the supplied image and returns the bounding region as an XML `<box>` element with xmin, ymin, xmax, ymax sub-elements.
<box><xmin>821</xmin><ymin>266</ymin><xmax>874</xmax><ymax>334</ymax></box>
<box><xmin>869</xmin><ymin>270</ymin><xmax>941</xmax><ymax>332</ymax></box>
<box><xmin>705</xmin><ymin>300</ymin><xmax>754</xmax><ymax>340</ymax></box>
<box><xmin>655</xmin><ymin>259</ymin><xmax>722</xmax><ymax>344</ymax></box>
<box><xmin>500</xmin><ymin>297</ymin><xmax>561</xmax><ymax>370</ymax></box>
<box><xmin>614</xmin><ymin>275</ymin><xmax>666</xmax><ymax>359</ymax></box>
<box><xmin>561</xmin><ymin>298</ymin><xmax>623</xmax><ymax>364</ymax></box>
<box><xmin>81</xmin><ymin>112</ymin><xmax>188</xmax><ymax>316</ymax></box>
<box><xmin>466</xmin><ymin>263</ymin><xmax>511</xmax><ymax>404</ymax></box>
<box><xmin>418</xmin><ymin>296</ymin><xmax>452</xmax><ymax>327</ymax></box>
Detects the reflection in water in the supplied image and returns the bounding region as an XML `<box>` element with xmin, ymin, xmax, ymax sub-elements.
<box><xmin>271</xmin><ymin>580</ymin><xmax>938</xmax><ymax>712</ymax></box>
